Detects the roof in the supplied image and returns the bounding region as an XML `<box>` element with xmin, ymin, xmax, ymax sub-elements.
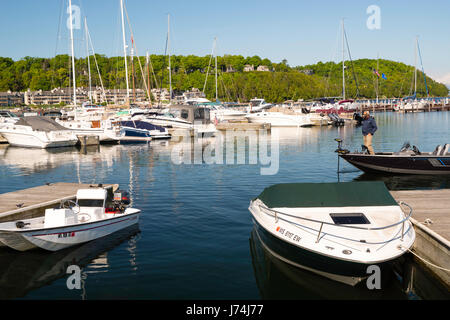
<box><xmin>14</xmin><ymin>116</ymin><xmax>68</xmax><ymax>132</ymax></box>
<box><xmin>255</xmin><ymin>182</ymin><xmax>398</xmax><ymax>208</ymax></box>
<box><xmin>77</xmin><ymin>188</ymin><xmax>107</xmax><ymax>200</ymax></box>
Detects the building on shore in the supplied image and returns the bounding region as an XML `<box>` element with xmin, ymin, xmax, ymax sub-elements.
<box><xmin>0</xmin><ymin>91</ymin><xmax>24</xmax><ymax>106</ymax></box>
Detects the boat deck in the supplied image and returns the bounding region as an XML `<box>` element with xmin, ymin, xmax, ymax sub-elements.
<box><xmin>0</xmin><ymin>182</ymin><xmax>115</xmax><ymax>222</ymax></box>
<box><xmin>390</xmin><ymin>189</ymin><xmax>450</xmax><ymax>287</ymax></box>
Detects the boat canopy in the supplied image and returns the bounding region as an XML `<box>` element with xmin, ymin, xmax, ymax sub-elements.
<box><xmin>255</xmin><ymin>182</ymin><xmax>398</xmax><ymax>208</ymax></box>
<box><xmin>120</xmin><ymin>120</ymin><xmax>167</xmax><ymax>132</ymax></box>
<box><xmin>14</xmin><ymin>116</ymin><xmax>69</xmax><ymax>132</ymax></box>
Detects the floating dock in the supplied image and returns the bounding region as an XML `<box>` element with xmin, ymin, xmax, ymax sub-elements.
<box><xmin>0</xmin><ymin>182</ymin><xmax>115</xmax><ymax>223</ymax></box>
<box><xmin>390</xmin><ymin>189</ymin><xmax>450</xmax><ymax>288</ymax></box>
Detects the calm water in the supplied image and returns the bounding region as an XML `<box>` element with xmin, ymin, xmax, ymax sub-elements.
<box><xmin>0</xmin><ymin>112</ymin><xmax>449</xmax><ymax>300</ymax></box>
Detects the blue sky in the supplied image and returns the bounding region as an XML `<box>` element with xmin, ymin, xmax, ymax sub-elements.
<box><xmin>1</xmin><ymin>0</ymin><xmax>449</xmax><ymax>84</ymax></box>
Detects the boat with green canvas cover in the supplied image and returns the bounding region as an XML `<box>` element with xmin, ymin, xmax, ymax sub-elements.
<box><xmin>248</xmin><ymin>181</ymin><xmax>415</xmax><ymax>286</ymax></box>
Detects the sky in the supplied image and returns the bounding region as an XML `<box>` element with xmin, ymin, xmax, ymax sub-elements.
<box><xmin>0</xmin><ymin>0</ymin><xmax>449</xmax><ymax>85</ymax></box>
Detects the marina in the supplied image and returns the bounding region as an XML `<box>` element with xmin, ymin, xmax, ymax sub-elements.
<box><xmin>0</xmin><ymin>111</ymin><xmax>448</xmax><ymax>299</ymax></box>
<box><xmin>0</xmin><ymin>0</ymin><xmax>450</xmax><ymax>305</ymax></box>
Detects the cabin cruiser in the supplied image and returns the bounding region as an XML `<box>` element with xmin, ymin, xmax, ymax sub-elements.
<box><xmin>208</xmin><ymin>105</ymin><xmax>247</xmax><ymax>122</ymax></box>
<box><xmin>245</xmin><ymin>111</ymin><xmax>314</xmax><ymax>127</ymax></box>
<box><xmin>0</xmin><ymin>116</ymin><xmax>78</xmax><ymax>148</ymax></box>
<box><xmin>0</xmin><ymin>187</ymin><xmax>141</xmax><ymax>252</ymax></box>
<box><xmin>56</xmin><ymin>118</ymin><xmax>122</xmax><ymax>143</ymax></box>
<box><xmin>249</xmin><ymin>181</ymin><xmax>415</xmax><ymax>285</ymax></box>
<box><xmin>337</xmin><ymin>140</ymin><xmax>450</xmax><ymax>175</ymax></box>
<box><xmin>144</xmin><ymin>105</ymin><xmax>217</xmax><ymax>136</ymax></box>
<box><xmin>246</xmin><ymin>98</ymin><xmax>273</xmax><ymax>113</ymax></box>
<box><xmin>0</xmin><ymin>110</ymin><xmax>20</xmax><ymax>126</ymax></box>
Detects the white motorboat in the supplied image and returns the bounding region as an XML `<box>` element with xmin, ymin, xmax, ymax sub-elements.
<box><xmin>0</xmin><ymin>187</ymin><xmax>141</xmax><ymax>252</ymax></box>
<box><xmin>0</xmin><ymin>116</ymin><xmax>78</xmax><ymax>148</ymax></box>
<box><xmin>146</xmin><ymin>105</ymin><xmax>217</xmax><ymax>136</ymax></box>
<box><xmin>209</xmin><ymin>105</ymin><xmax>247</xmax><ymax>122</ymax></box>
<box><xmin>0</xmin><ymin>110</ymin><xmax>20</xmax><ymax>126</ymax></box>
<box><xmin>56</xmin><ymin>118</ymin><xmax>122</xmax><ymax>143</ymax></box>
<box><xmin>249</xmin><ymin>181</ymin><xmax>415</xmax><ymax>286</ymax></box>
<box><xmin>245</xmin><ymin>111</ymin><xmax>314</xmax><ymax>127</ymax></box>
<box><xmin>246</xmin><ymin>98</ymin><xmax>273</xmax><ymax>113</ymax></box>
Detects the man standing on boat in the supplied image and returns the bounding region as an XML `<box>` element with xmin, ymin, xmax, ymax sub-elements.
<box><xmin>362</xmin><ymin>111</ymin><xmax>377</xmax><ymax>155</ymax></box>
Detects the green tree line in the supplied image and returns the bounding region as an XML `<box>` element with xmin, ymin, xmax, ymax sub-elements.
<box><xmin>0</xmin><ymin>54</ymin><xmax>447</xmax><ymax>103</ymax></box>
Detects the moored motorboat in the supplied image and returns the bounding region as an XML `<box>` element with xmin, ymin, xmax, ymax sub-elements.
<box><xmin>0</xmin><ymin>116</ymin><xmax>78</xmax><ymax>148</ymax></box>
<box><xmin>338</xmin><ymin>141</ymin><xmax>450</xmax><ymax>175</ymax></box>
<box><xmin>248</xmin><ymin>182</ymin><xmax>415</xmax><ymax>285</ymax></box>
<box><xmin>0</xmin><ymin>187</ymin><xmax>141</xmax><ymax>251</ymax></box>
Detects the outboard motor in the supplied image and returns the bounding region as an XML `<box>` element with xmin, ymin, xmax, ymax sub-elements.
<box><xmin>112</xmin><ymin>190</ymin><xmax>131</xmax><ymax>212</ymax></box>
<box><xmin>334</xmin><ymin>138</ymin><xmax>350</xmax><ymax>154</ymax></box>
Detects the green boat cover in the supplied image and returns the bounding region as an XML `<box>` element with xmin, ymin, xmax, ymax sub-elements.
<box><xmin>255</xmin><ymin>182</ymin><xmax>398</xmax><ymax>208</ymax></box>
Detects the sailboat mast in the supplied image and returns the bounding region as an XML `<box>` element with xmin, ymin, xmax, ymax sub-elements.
<box><xmin>376</xmin><ymin>53</ymin><xmax>379</xmax><ymax>104</ymax></box>
<box><xmin>168</xmin><ymin>14</ymin><xmax>172</xmax><ymax>104</ymax></box>
<box><xmin>85</xmin><ymin>17</ymin><xmax>92</xmax><ymax>102</ymax></box>
<box><xmin>120</xmin><ymin>0</ymin><xmax>130</xmax><ymax>104</ymax></box>
<box><xmin>214</xmin><ymin>37</ymin><xmax>218</xmax><ymax>101</ymax></box>
<box><xmin>69</xmin><ymin>0</ymin><xmax>77</xmax><ymax>106</ymax></box>
<box><xmin>131</xmin><ymin>37</ymin><xmax>135</xmax><ymax>103</ymax></box>
<box><xmin>342</xmin><ymin>19</ymin><xmax>345</xmax><ymax>100</ymax></box>
<box><xmin>414</xmin><ymin>36</ymin><xmax>418</xmax><ymax>96</ymax></box>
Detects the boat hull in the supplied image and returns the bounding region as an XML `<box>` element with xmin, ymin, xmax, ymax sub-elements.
<box><xmin>340</xmin><ymin>153</ymin><xmax>450</xmax><ymax>175</ymax></box>
<box><xmin>0</xmin><ymin>131</ymin><xmax>78</xmax><ymax>148</ymax></box>
<box><xmin>0</xmin><ymin>210</ymin><xmax>140</xmax><ymax>252</ymax></box>
<box><xmin>252</xmin><ymin>218</ymin><xmax>381</xmax><ymax>285</ymax></box>
<box><xmin>246</xmin><ymin>113</ymin><xmax>313</xmax><ymax>127</ymax></box>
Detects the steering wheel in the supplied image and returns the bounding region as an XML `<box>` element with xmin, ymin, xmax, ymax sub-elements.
<box><xmin>60</xmin><ymin>200</ymin><xmax>80</xmax><ymax>214</ymax></box>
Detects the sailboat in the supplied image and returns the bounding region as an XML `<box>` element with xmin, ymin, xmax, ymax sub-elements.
<box><xmin>395</xmin><ymin>37</ymin><xmax>428</xmax><ymax>113</ymax></box>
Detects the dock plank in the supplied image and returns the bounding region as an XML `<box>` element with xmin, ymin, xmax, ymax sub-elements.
<box><xmin>0</xmin><ymin>182</ymin><xmax>114</xmax><ymax>222</ymax></box>
<box><xmin>390</xmin><ymin>190</ymin><xmax>450</xmax><ymax>241</ymax></box>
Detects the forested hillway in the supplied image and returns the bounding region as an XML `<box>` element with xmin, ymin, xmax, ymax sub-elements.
<box><xmin>0</xmin><ymin>54</ymin><xmax>447</xmax><ymax>103</ymax></box>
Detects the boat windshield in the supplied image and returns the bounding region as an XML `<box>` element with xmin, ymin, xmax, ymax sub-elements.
<box><xmin>77</xmin><ymin>199</ymin><xmax>104</xmax><ymax>207</ymax></box>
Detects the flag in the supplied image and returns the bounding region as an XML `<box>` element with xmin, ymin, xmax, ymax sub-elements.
<box><xmin>373</xmin><ymin>69</ymin><xmax>380</xmax><ymax>78</ymax></box>
<box><xmin>382</xmin><ymin>73</ymin><xmax>387</xmax><ymax>80</ymax></box>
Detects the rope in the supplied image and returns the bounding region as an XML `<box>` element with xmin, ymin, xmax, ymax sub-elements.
<box><xmin>399</xmin><ymin>245</ymin><xmax>450</xmax><ymax>272</ymax></box>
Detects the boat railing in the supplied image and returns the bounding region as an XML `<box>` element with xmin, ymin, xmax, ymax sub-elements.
<box><xmin>257</xmin><ymin>201</ymin><xmax>413</xmax><ymax>243</ymax></box>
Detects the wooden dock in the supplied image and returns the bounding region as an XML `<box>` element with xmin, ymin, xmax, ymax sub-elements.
<box><xmin>0</xmin><ymin>182</ymin><xmax>115</xmax><ymax>223</ymax></box>
<box><xmin>390</xmin><ymin>189</ymin><xmax>450</xmax><ymax>288</ymax></box>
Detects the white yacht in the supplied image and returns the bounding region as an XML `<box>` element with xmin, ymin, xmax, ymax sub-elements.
<box><xmin>246</xmin><ymin>98</ymin><xmax>273</xmax><ymax>113</ymax></box>
<box><xmin>0</xmin><ymin>116</ymin><xmax>78</xmax><ymax>148</ymax></box>
<box><xmin>56</xmin><ymin>118</ymin><xmax>122</xmax><ymax>143</ymax></box>
<box><xmin>0</xmin><ymin>110</ymin><xmax>20</xmax><ymax>126</ymax></box>
<box><xmin>209</xmin><ymin>105</ymin><xmax>247</xmax><ymax>122</ymax></box>
<box><xmin>245</xmin><ymin>111</ymin><xmax>314</xmax><ymax>127</ymax></box>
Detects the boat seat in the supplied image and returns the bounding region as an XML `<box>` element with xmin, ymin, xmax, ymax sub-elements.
<box><xmin>440</xmin><ymin>144</ymin><xmax>450</xmax><ymax>156</ymax></box>
<box><xmin>433</xmin><ymin>145</ymin><xmax>443</xmax><ymax>155</ymax></box>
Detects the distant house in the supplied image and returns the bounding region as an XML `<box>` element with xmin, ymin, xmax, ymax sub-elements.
<box><xmin>299</xmin><ymin>69</ymin><xmax>314</xmax><ymax>75</ymax></box>
<box><xmin>257</xmin><ymin>65</ymin><xmax>270</xmax><ymax>72</ymax></box>
<box><xmin>243</xmin><ymin>64</ymin><xmax>254</xmax><ymax>72</ymax></box>
<box><xmin>226</xmin><ymin>66</ymin><xmax>237</xmax><ymax>73</ymax></box>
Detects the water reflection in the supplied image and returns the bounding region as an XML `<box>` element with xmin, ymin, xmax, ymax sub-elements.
<box><xmin>249</xmin><ymin>227</ymin><xmax>448</xmax><ymax>300</ymax></box>
<box><xmin>353</xmin><ymin>173</ymin><xmax>450</xmax><ymax>190</ymax></box>
<box><xmin>0</xmin><ymin>225</ymin><xmax>140</xmax><ymax>299</ymax></box>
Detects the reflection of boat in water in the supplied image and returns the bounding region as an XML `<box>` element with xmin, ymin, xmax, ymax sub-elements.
<box><xmin>0</xmin><ymin>144</ymin><xmax>126</xmax><ymax>174</ymax></box>
<box><xmin>338</xmin><ymin>141</ymin><xmax>450</xmax><ymax>175</ymax></box>
<box><xmin>249</xmin><ymin>182</ymin><xmax>415</xmax><ymax>286</ymax></box>
<box><xmin>249</xmin><ymin>227</ymin><xmax>408</xmax><ymax>299</ymax></box>
<box><xmin>0</xmin><ymin>224</ymin><xmax>139</xmax><ymax>299</ymax></box>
